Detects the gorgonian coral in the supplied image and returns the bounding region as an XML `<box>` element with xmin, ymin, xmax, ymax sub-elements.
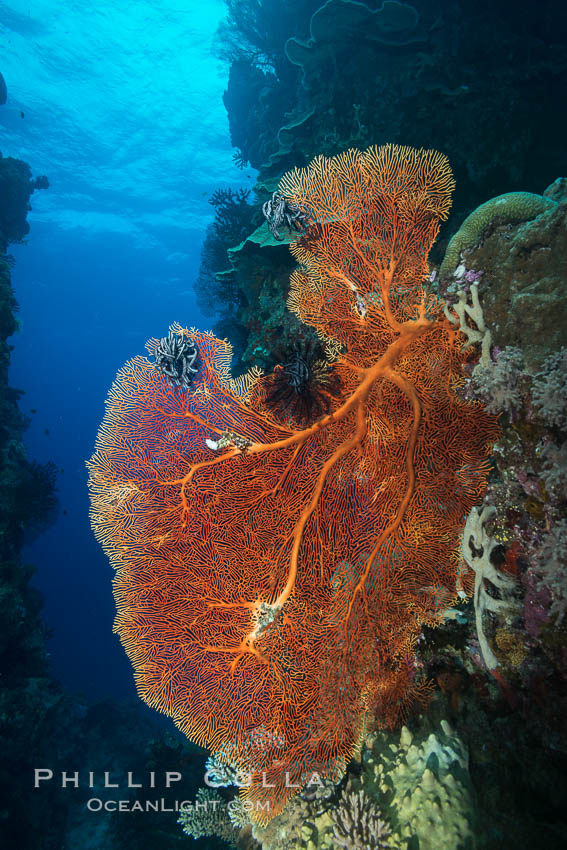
<box><xmin>87</xmin><ymin>145</ymin><xmax>498</xmax><ymax>822</ymax></box>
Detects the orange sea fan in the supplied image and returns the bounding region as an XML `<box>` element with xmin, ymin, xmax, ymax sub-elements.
<box><xmin>87</xmin><ymin>145</ymin><xmax>498</xmax><ymax>822</ymax></box>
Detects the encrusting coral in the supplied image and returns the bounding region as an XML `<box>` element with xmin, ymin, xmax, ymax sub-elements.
<box><xmin>442</xmin><ymin>186</ymin><xmax>567</xmax><ymax>727</ymax></box>
<box><xmin>454</xmin><ymin>180</ymin><xmax>567</xmax><ymax>372</ymax></box>
<box><xmin>88</xmin><ymin>144</ymin><xmax>498</xmax><ymax>822</ymax></box>
<box><xmin>359</xmin><ymin>722</ymin><xmax>475</xmax><ymax>850</ymax></box>
<box><xmin>439</xmin><ymin>191</ymin><xmax>555</xmax><ymax>283</ymax></box>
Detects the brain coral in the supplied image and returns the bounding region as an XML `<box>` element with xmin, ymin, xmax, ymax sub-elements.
<box><xmin>439</xmin><ymin>191</ymin><xmax>555</xmax><ymax>282</ymax></box>
<box><xmin>87</xmin><ymin>145</ymin><xmax>498</xmax><ymax>822</ymax></box>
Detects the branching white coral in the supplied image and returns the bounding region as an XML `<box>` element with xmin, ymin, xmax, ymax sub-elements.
<box><xmin>461</xmin><ymin>505</ymin><xmax>519</xmax><ymax>669</ymax></box>
<box><xmin>443</xmin><ymin>282</ymin><xmax>492</xmax><ymax>365</ymax></box>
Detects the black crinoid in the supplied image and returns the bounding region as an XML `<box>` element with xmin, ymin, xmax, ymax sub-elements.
<box><xmin>261</xmin><ymin>338</ymin><xmax>342</xmax><ymax>428</ymax></box>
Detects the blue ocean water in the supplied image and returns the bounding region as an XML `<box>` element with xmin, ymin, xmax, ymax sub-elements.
<box><xmin>1</xmin><ymin>0</ymin><xmax>251</xmax><ymax>699</ymax></box>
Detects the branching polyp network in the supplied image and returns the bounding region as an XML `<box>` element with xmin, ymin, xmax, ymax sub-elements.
<box><xmin>88</xmin><ymin>145</ymin><xmax>498</xmax><ymax>821</ymax></box>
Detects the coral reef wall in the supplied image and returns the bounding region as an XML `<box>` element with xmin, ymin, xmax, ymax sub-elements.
<box><xmin>208</xmin><ymin>0</ymin><xmax>567</xmax><ymax>370</ymax></box>
<box><xmin>0</xmin><ymin>150</ymin><xmax>66</xmax><ymax>847</ymax></box>
<box><xmin>222</xmin><ymin>0</ymin><xmax>567</xmax><ymax>208</ymax></box>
